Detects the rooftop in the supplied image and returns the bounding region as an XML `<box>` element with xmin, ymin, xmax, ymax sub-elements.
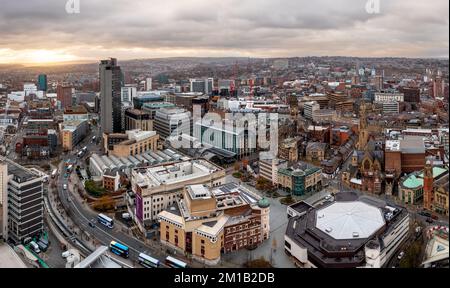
<box><xmin>315</xmin><ymin>201</ymin><xmax>385</xmax><ymax>240</ymax></box>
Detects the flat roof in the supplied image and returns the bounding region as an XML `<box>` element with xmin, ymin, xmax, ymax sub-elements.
<box><xmin>315</xmin><ymin>201</ymin><xmax>385</xmax><ymax>240</ymax></box>
<box><xmin>0</xmin><ymin>245</ymin><xmax>27</xmax><ymax>268</ymax></box>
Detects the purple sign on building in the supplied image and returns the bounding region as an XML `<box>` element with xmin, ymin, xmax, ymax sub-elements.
<box><xmin>135</xmin><ymin>192</ymin><xmax>143</xmax><ymax>222</ymax></box>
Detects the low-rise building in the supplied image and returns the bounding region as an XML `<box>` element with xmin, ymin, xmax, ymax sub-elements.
<box><xmin>259</xmin><ymin>156</ymin><xmax>287</xmax><ymax>185</ymax></box>
<box><xmin>285</xmin><ymin>192</ymin><xmax>410</xmax><ymax>268</ymax></box>
<box><xmin>305</xmin><ymin>142</ymin><xmax>328</xmax><ymax>162</ymax></box>
<box><xmin>278</xmin><ymin>138</ymin><xmax>299</xmax><ymax>162</ymax></box>
<box><xmin>399</xmin><ymin>166</ymin><xmax>448</xmax><ymax>206</ymax></box>
<box><xmin>129</xmin><ymin>159</ymin><xmax>226</xmax><ymax>231</ymax></box>
<box><xmin>105</xmin><ymin>129</ymin><xmax>159</xmax><ymax>157</ymax></box>
<box><xmin>61</xmin><ymin>120</ymin><xmax>89</xmax><ymax>151</ymax></box>
<box><xmin>158</xmin><ymin>183</ymin><xmax>270</xmax><ymax>265</ymax></box>
<box><xmin>278</xmin><ymin>165</ymin><xmax>322</xmax><ymax>196</ymax></box>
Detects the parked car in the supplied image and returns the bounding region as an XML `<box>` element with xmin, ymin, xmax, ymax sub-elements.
<box><xmin>29</xmin><ymin>241</ymin><xmax>41</xmax><ymax>254</ymax></box>
<box><xmin>426</xmin><ymin>217</ymin><xmax>434</xmax><ymax>223</ymax></box>
<box><xmin>397</xmin><ymin>251</ymin><xmax>405</xmax><ymax>260</ymax></box>
<box><xmin>36</xmin><ymin>240</ymin><xmax>48</xmax><ymax>252</ymax></box>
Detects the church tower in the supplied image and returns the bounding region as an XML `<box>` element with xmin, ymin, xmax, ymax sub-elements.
<box><xmin>358</xmin><ymin>102</ymin><xmax>369</xmax><ymax>150</ymax></box>
<box><xmin>423</xmin><ymin>160</ymin><xmax>434</xmax><ymax>211</ymax></box>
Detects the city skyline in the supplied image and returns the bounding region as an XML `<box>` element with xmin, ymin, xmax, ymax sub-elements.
<box><xmin>0</xmin><ymin>0</ymin><xmax>448</xmax><ymax>64</ymax></box>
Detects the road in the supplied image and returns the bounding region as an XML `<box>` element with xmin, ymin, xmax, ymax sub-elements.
<box><xmin>54</xmin><ymin>124</ymin><xmax>200</xmax><ymax>268</ymax></box>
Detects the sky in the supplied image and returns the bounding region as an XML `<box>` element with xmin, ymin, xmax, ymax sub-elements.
<box><xmin>0</xmin><ymin>0</ymin><xmax>448</xmax><ymax>64</ymax></box>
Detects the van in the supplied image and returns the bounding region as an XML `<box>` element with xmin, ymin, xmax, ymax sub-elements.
<box><xmin>62</xmin><ymin>251</ymin><xmax>71</xmax><ymax>258</ymax></box>
<box><xmin>37</xmin><ymin>240</ymin><xmax>48</xmax><ymax>252</ymax></box>
<box><xmin>29</xmin><ymin>241</ymin><xmax>41</xmax><ymax>254</ymax></box>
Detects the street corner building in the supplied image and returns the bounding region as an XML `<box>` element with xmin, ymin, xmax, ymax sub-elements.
<box><xmin>157</xmin><ymin>183</ymin><xmax>270</xmax><ymax>266</ymax></box>
<box><xmin>284</xmin><ymin>192</ymin><xmax>410</xmax><ymax>268</ymax></box>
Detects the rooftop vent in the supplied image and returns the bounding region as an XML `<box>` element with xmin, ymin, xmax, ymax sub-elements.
<box><xmin>352</xmin><ymin>232</ymin><xmax>359</xmax><ymax>238</ymax></box>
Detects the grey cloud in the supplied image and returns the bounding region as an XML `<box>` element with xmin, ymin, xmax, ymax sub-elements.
<box><xmin>0</xmin><ymin>0</ymin><xmax>448</xmax><ymax>59</ymax></box>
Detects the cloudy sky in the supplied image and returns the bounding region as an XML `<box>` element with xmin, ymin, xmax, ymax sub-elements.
<box><xmin>0</xmin><ymin>0</ymin><xmax>448</xmax><ymax>64</ymax></box>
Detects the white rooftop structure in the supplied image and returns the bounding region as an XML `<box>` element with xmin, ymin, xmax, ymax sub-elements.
<box><xmin>125</xmin><ymin>129</ymin><xmax>157</xmax><ymax>142</ymax></box>
<box><xmin>385</xmin><ymin>140</ymin><xmax>401</xmax><ymax>152</ymax></box>
<box><xmin>316</xmin><ymin>201</ymin><xmax>385</xmax><ymax>240</ymax></box>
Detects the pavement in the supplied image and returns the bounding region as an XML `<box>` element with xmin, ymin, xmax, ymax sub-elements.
<box><xmin>51</xmin><ymin>126</ymin><xmax>204</xmax><ymax>268</ymax></box>
<box><xmin>220</xmin><ymin>180</ymin><xmax>296</xmax><ymax>268</ymax></box>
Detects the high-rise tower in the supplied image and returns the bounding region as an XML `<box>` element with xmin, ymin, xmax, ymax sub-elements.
<box><xmin>99</xmin><ymin>58</ymin><xmax>122</xmax><ymax>134</ymax></box>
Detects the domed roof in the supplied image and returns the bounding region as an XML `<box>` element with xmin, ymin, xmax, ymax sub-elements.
<box><xmin>258</xmin><ymin>198</ymin><xmax>270</xmax><ymax>208</ymax></box>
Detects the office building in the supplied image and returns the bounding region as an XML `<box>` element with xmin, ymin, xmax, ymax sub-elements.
<box><xmin>303</xmin><ymin>101</ymin><xmax>320</xmax><ymax>120</ymax></box>
<box><xmin>61</xmin><ymin>120</ymin><xmax>89</xmax><ymax>151</ymax></box>
<box><xmin>146</xmin><ymin>78</ymin><xmax>152</xmax><ymax>91</ymax></box>
<box><xmin>382</xmin><ymin>102</ymin><xmax>399</xmax><ymax>114</ymax></box>
<box><xmin>99</xmin><ymin>58</ymin><xmax>122</xmax><ymax>134</ymax></box>
<box><xmin>63</xmin><ymin>106</ymin><xmax>89</xmax><ymax>122</ymax></box>
<box><xmin>285</xmin><ymin>193</ymin><xmax>410</xmax><ymax>268</ymax></box>
<box><xmin>158</xmin><ymin>183</ymin><xmax>270</xmax><ymax>265</ymax></box>
<box><xmin>154</xmin><ymin>108</ymin><xmax>192</xmax><ymax>140</ymax></box>
<box><xmin>0</xmin><ymin>163</ymin><xmax>7</xmax><ymax>240</ymax></box>
<box><xmin>125</xmin><ymin>109</ymin><xmax>153</xmax><ymax>131</ymax></box>
<box><xmin>37</xmin><ymin>74</ymin><xmax>47</xmax><ymax>92</ymax></box>
<box><xmin>129</xmin><ymin>159</ymin><xmax>225</xmax><ymax>230</ymax></box>
<box><xmin>0</xmin><ymin>158</ymin><xmax>44</xmax><ymax>244</ymax></box>
<box><xmin>105</xmin><ymin>129</ymin><xmax>159</xmax><ymax>157</ymax></box>
<box><xmin>259</xmin><ymin>156</ymin><xmax>287</xmax><ymax>185</ymax></box>
<box><xmin>133</xmin><ymin>92</ymin><xmax>165</xmax><ymax>109</ymax></box>
<box><xmin>142</xmin><ymin>102</ymin><xmax>176</xmax><ymax>119</ymax></box>
<box><xmin>374</xmin><ymin>91</ymin><xmax>404</xmax><ymax>103</ymax></box>
<box><xmin>278</xmin><ymin>166</ymin><xmax>322</xmax><ymax>196</ymax></box>
<box><xmin>57</xmin><ymin>84</ymin><xmax>73</xmax><ymax>109</ymax></box>
<box><xmin>121</xmin><ymin>85</ymin><xmax>137</xmax><ymax>103</ymax></box>
<box><xmin>190</xmin><ymin>78</ymin><xmax>213</xmax><ymax>94</ymax></box>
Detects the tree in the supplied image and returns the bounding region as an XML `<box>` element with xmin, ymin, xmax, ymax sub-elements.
<box><xmin>93</xmin><ymin>195</ymin><xmax>115</xmax><ymax>212</ymax></box>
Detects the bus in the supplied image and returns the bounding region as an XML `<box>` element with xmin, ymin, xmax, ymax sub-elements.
<box><xmin>51</xmin><ymin>169</ymin><xmax>58</xmax><ymax>179</ymax></box>
<box><xmin>138</xmin><ymin>253</ymin><xmax>160</xmax><ymax>268</ymax></box>
<box><xmin>165</xmin><ymin>256</ymin><xmax>188</xmax><ymax>268</ymax></box>
<box><xmin>97</xmin><ymin>213</ymin><xmax>114</xmax><ymax>228</ymax></box>
<box><xmin>109</xmin><ymin>241</ymin><xmax>129</xmax><ymax>258</ymax></box>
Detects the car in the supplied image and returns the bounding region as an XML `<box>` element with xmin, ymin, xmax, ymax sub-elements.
<box><xmin>419</xmin><ymin>211</ymin><xmax>432</xmax><ymax>218</ymax></box>
<box><xmin>64</xmin><ymin>173</ymin><xmax>69</xmax><ymax>178</ymax></box>
<box><xmin>324</xmin><ymin>195</ymin><xmax>332</xmax><ymax>201</ymax></box>
<box><xmin>426</xmin><ymin>217</ymin><xmax>434</xmax><ymax>223</ymax></box>
<box><xmin>63</xmin><ymin>184</ymin><xmax>68</xmax><ymax>190</ymax></box>
<box><xmin>431</xmin><ymin>214</ymin><xmax>438</xmax><ymax>220</ymax></box>
<box><xmin>36</xmin><ymin>240</ymin><xmax>48</xmax><ymax>252</ymax></box>
<box><xmin>397</xmin><ymin>251</ymin><xmax>405</xmax><ymax>260</ymax></box>
<box><xmin>88</xmin><ymin>220</ymin><xmax>96</xmax><ymax>228</ymax></box>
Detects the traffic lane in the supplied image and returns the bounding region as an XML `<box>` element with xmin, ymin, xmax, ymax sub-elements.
<box><xmin>58</xmin><ymin>170</ymin><xmax>166</xmax><ymax>264</ymax></box>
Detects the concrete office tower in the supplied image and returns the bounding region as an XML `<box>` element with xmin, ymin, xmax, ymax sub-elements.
<box><xmin>100</xmin><ymin>58</ymin><xmax>123</xmax><ymax>134</ymax></box>
<box><xmin>1</xmin><ymin>159</ymin><xmax>44</xmax><ymax>244</ymax></box>
<box><xmin>0</xmin><ymin>163</ymin><xmax>7</xmax><ymax>240</ymax></box>
<box><xmin>146</xmin><ymin>78</ymin><xmax>152</xmax><ymax>91</ymax></box>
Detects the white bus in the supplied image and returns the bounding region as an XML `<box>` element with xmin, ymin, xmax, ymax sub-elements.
<box><xmin>97</xmin><ymin>213</ymin><xmax>114</xmax><ymax>228</ymax></box>
<box><xmin>138</xmin><ymin>253</ymin><xmax>160</xmax><ymax>268</ymax></box>
<box><xmin>165</xmin><ymin>256</ymin><xmax>188</xmax><ymax>268</ymax></box>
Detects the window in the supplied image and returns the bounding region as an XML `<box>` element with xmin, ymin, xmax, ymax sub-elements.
<box><xmin>200</xmin><ymin>246</ymin><xmax>205</xmax><ymax>256</ymax></box>
<box><xmin>165</xmin><ymin>231</ymin><xmax>169</xmax><ymax>241</ymax></box>
<box><xmin>174</xmin><ymin>235</ymin><xmax>179</xmax><ymax>246</ymax></box>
